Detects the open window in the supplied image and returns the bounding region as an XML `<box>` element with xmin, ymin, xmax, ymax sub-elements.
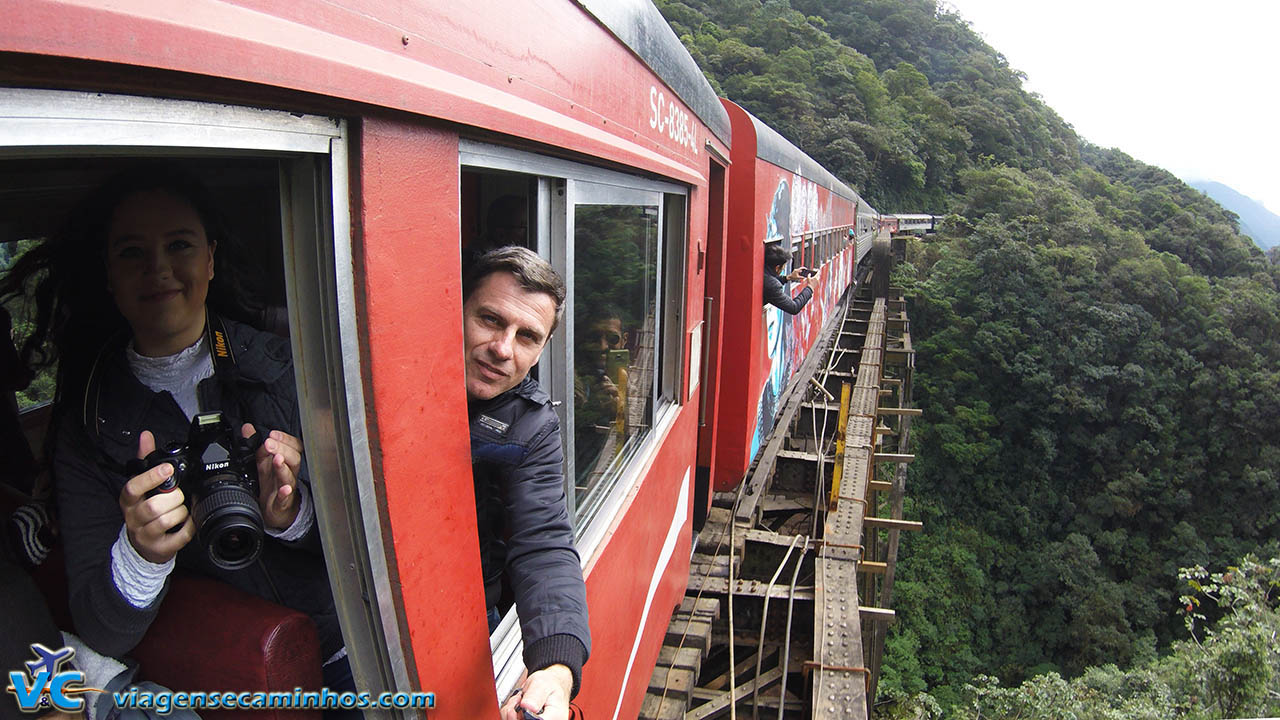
<box><xmin>459</xmin><ymin>141</ymin><xmax>688</xmax><ymax>692</ymax></box>
<box><xmin>0</xmin><ymin>89</ymin><xmax>412</xmax><ymax>701</ymax></box>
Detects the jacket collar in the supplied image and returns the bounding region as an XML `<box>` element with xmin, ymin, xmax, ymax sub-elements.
<box><xmin>469</xmin><ymin>374</ymin><xmax>550</xmax><ymax>415</ymax></box>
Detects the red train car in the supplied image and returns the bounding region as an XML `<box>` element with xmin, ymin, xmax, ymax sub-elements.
<box><xmin>1</xmin><ymin>2</ymin><xmax>886</xmax><ymax>718</ymax></box>
<box><xmin>704</xmin><ymin>100</ymin><xmax>874</xmax><ymax>493</ymax></box>
<box><xmin>1</xmin><ymin>1</ymin><xmax>735</xmax><ymax>718</ymax></box>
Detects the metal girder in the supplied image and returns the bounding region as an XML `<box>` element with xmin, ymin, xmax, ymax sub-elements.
<box><xmin>811</xmin><ymin>298</ymin><xmax>887</xmax><ymax>720</ymax></box>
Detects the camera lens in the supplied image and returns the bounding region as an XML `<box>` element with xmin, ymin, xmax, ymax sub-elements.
<box><xmin>192</xmin><ymin>485</ymin><xmax>264</xmax><ymax>571</ymax></box>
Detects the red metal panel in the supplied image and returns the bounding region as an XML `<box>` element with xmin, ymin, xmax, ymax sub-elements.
<box><xmin>356</xmin><ymin>116</ymin><xmax>495</xmax><ymax>716</ymax></box>
<box><xmin>4</xmin><ymin>0</ymin><xmax>709</xmax><ymax>188</ymax></box>
<box><xmin>712</xmin><ymin>100</ymin><xmax>759</xmax><ymax>490</ymax></box>
<box><xmin>576</xmin><ymin>407</ymin><xmax>696</xmax><ymax>719</ymax></box>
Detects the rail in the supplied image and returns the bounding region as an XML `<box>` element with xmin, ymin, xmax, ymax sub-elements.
<box><xmin>639</xmin><ymin>233</ymin><xmax>918</xmax><ymax>720</ymax></box>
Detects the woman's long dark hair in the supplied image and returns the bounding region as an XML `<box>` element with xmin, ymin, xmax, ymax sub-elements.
<box><xmin>0</xmin><ymin>162</ymin><xmax>265</xmax><ymax>416</ymax></box>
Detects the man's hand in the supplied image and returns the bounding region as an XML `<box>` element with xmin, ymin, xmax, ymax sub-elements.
<box><xmin>119</xmin><ymin>430</ymin><xmax>195</xmax><ymax>564</ymax></box>
<box><xmin>499</xmin><ymin>665</ymin><xmax>574</xmax><ymax>720</ymax></box>
<box><xmin>786</xmin><ymin>268</ymin><xmax>805</xmax><ymax>282</ymax></box>
<box><xmin>243</xmin><ymin>424</ymin><xmax>304</xmax><ymax>530</ymax></box>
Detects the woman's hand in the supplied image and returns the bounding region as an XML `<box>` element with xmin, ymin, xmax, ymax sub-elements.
<box><xmin>118</xmin><ymin>430</ymin><xmax>195</xmax><ymax>564</ymax></box>
<box><xmin>243</xmin><ymin>424</ymin><xmax>305</xmax><ymax>530</ymax></box>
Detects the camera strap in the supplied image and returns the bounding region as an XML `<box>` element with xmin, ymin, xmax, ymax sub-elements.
<box><xmin>204</xmin><ymin>311</ymin><xmax>240</xmax><ymax>392</ymax></box>
<box><xmin>83</xmin><ymin>309</ymin><xmax>253</xmax><ymax>440</ymax></box>
<box><xmin>201</xmin><ymin>310</ymin><xmax>256</xmax><ymax>430</ymax></box>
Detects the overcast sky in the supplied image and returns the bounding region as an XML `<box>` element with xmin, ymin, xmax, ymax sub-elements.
<box><xmin>940</xmin><ymin>0</ymin><xmax>1280</xmax><ymax>214</ymax></box>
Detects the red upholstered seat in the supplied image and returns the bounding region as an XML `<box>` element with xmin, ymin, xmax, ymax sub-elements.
<box><xmin>3</xmin><ymin>494</ymin><xmax>322</xmax><ymax>720</ymax></box>
<box><xmin>134</xmin><ymin>574</ymin><xmax>323</xmax><ymax>720</ymax></box>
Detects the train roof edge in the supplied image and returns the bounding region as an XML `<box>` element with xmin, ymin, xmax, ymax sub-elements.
<box><xmin>579</xmin><ymin>0</ymin><xmax>732</xmax><ymax>148</ymax></box>
<box><xmin>721</xmin><ymin>100</ymin><xmax>859</xmax><ymax>204</ymax></box>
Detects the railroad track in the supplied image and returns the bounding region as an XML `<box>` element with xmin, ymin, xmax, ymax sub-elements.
<box><xmin>641</xmin><ymin>258</ymin><xmax>918</xmax><ymax>720</ymax></box>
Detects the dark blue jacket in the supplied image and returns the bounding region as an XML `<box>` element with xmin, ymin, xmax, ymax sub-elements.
<box><xmin>763</xmin><ymin>271</ymin><xmax>812</xmax><ymax>314</ymax></box>
<box><xmin>53</xmin><ymin>319</ymin><xmax>341</xmax><ymax>659</ymax></box>
<box><xmin>470</xmin><ymin>375</ymin><xmax>590</xmax><ymax>697</ymax></box>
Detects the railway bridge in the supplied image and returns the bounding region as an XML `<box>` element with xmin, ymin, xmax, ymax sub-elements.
<box><xmin>640</xmin><ymin>235</ymin><xmax>920</xmax><ymax>720</ymax></box>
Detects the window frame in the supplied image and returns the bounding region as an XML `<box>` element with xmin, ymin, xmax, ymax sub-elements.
<box><xmin>0</xmin><ymin>88</ymin><xmax>413</xmax><ymax>703</ymax></box>
<box><xmin>460</xmin><ymin>140</ymin><xmax>689</xmax><ymax>694</ymax></box>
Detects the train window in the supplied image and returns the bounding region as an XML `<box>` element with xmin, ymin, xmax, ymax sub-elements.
<box><xmin>571</xmin><ymin>192</ymin><xmax>659</xmax><ymax>516</ymax></box>
<box><xmin>567</xmin><ymin>180</ymin><xmax>684</xmax><ymax>534</ymax></box>
<box><xmin>0</xmin><ymin>89</ymin><xmax>412</xmax><ymax>698</ymax></box>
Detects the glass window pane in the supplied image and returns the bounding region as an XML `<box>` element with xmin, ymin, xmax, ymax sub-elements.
<box><xmin>573</xmin><ymin>203</ymin><xmax>658</xmax><ymax>512</ymax></box>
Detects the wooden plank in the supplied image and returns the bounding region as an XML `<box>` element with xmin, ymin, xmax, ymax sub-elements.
<box><xmin>639</xmin><ymin>693</ymin><xmax>687</xmax><ymax>720</ymax></box>
<box><xmin>860</xmin><ymin>606</ymin><xmax>896</xmax><ymax>621</ymax></box>
<box><xmin>863</xmin><ymin>517</ymin><xmax>922</xmax><ymax>532</ymax></box>
<box><xmin>700</xmin><ymin>651</ymin><xmax>760</xmax><ymax>692</ymax></box>
<box><xmin>868</xmin><ymin>480</ymin><xmax>893</xmax><ymax>492</ymax></box>
<box><xmin>776</xmin><ymin>448</ymin><xmax>821</xmax><ymax>463</ymax></box>
<box><xmin>872</xmin><ymin>453</ymin><xmax>914</xmax><ymax>463</ymax></box>
<box><xmin>685</xmin><ymin>666</ymin><xmax>785</xmax><ymax>719</ymax></box>
<box><xmin>758</xmin><ymin>495</ymin><xmax>809</xmax><ymax>514</ymax></box>
<box><xmin>743</xmin><ymin>529</ymin><xmax>807</xmax><ymax>548</ymax></box>
<box><xmin>877</xmin><ymin>407</ymin><xmax>922</xmax><ymax>416</ymax></box>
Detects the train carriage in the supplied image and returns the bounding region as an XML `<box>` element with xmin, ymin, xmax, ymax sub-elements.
<box><xmin>0</xmin><ymin>2</ymin><xmax>895</xmax><ymax>718</ymax></box>
<box><xmin>705</xmin><ymin>100</ymin><xmax>874</xmax><ymax>493</ymax></box>
<box><xmin>892</xmin><ymin>213</ymin><xmax>940</xmax><ymax>234</ymax></box>
<box><xmin>1</xmin><ymin>1</ymin><xmax>738</xmax><ymax>718</ymax></box>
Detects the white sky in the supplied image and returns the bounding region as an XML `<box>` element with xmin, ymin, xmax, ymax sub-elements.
<box><xmin>940</xmin><ymin>0</ymin><xmax>1280</xmax><ymax>214</ymax></box>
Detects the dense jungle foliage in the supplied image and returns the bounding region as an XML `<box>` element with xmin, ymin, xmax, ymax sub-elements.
<box><xmin>658</xmin><ymin>0</ymin><xmax>1280</xmax><ymax>715</ymax></box>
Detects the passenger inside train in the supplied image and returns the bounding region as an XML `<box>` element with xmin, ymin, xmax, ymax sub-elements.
<box><xmin>0</xmin><ymin>160</ymin><xmax>356</xmax><ymax>714</ymax></box>
<box><xmin>574</xmin><ymin>304</ymin><xmax>629</xmax><ymax>477</ymax></box>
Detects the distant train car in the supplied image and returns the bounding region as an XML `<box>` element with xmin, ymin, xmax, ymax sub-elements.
<box><xmin>2</xmin><ymin>2</ymin><xmax>732</xmax><ymax>718</ymax></box>
<box><xmin>892</xmin><ymin>213</ymin><xmax>939</xmax><ymax>234</ymax></box>
<box><xmin>881</xmin><ymin>215</ymin><xmax>901</xmax><ymax>234</ymax></box>
<box><xmin>704</xmin><ymin>100</ymin><xmax>874</xmax><ymax>494</ymax></box>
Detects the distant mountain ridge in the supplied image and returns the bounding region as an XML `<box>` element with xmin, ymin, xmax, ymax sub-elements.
<box><xmin>1190</xmin><ymin>180</ymin><xmax>1280</xmax><ymax>250</ymax></box>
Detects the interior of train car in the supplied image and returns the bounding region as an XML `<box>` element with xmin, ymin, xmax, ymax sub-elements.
<box><xmin>1</xmin><ymin>153</ymin><xmax>288</xmax><ymax>464</ymax></box>
<box><xmin>0</xmin><ymin>91</ymin><xmax>411</xmax><ymax>708</ymax></box>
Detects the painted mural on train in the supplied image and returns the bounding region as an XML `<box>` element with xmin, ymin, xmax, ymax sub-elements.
<box><xmin>750</xmin><ymin>174</ymin><xmax>832</xmax><ymax>459</ymax></box>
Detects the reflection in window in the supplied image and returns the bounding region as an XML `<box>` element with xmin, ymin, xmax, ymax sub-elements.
<box><xmin>573</xmin><ymin>203</ymin><xmax>658</xmax><ymax>512</ymax></box>
<box><xmin>1</xmin><ymin>241</ymin><xmax>53</xmax><ymax>410</ymax></box>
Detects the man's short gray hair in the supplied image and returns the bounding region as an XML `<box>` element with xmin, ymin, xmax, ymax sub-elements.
<box><xmin>463</xmin><ymin>245</ymin><xmax>566</xmax><ymax>331</ymax></box>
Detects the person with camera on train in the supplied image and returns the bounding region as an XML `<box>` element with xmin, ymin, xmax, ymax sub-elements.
<box><xmin>763</xmin><ymin>242</ymin><xmax>813</xmax><ymax>314</ymax></box>
<box><xmin>0</xmin><ymin>165</ymin><xmax>352</xmax><ymax>701</ymax></box>
<box><xmin>462</xmin><ymin>246</ymin><xmax>590</xmax><ymax>720</ymax></box>
<box><xmin>573</xmin><ymin>304</ymin><xmax>629</xmax><ymax>478</ymax></box>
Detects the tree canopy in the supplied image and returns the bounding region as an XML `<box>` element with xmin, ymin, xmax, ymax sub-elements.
<box><xmin>658</xmin><ymin>0</ymin><xmax>1280</xmax><ymax>714</ymax></box>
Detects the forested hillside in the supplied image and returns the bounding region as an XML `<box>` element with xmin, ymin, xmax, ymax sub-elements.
<box><xmin>657</xmin><ymin>0</ymin><xmax>1280</xmax><ymax>715</ymax></box>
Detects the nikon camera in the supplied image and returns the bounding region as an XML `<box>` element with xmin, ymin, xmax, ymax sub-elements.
<box><xmin>136</xmin><ymin>411</ymin><xmax>264</xmax><ymax>570</ymax></box>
